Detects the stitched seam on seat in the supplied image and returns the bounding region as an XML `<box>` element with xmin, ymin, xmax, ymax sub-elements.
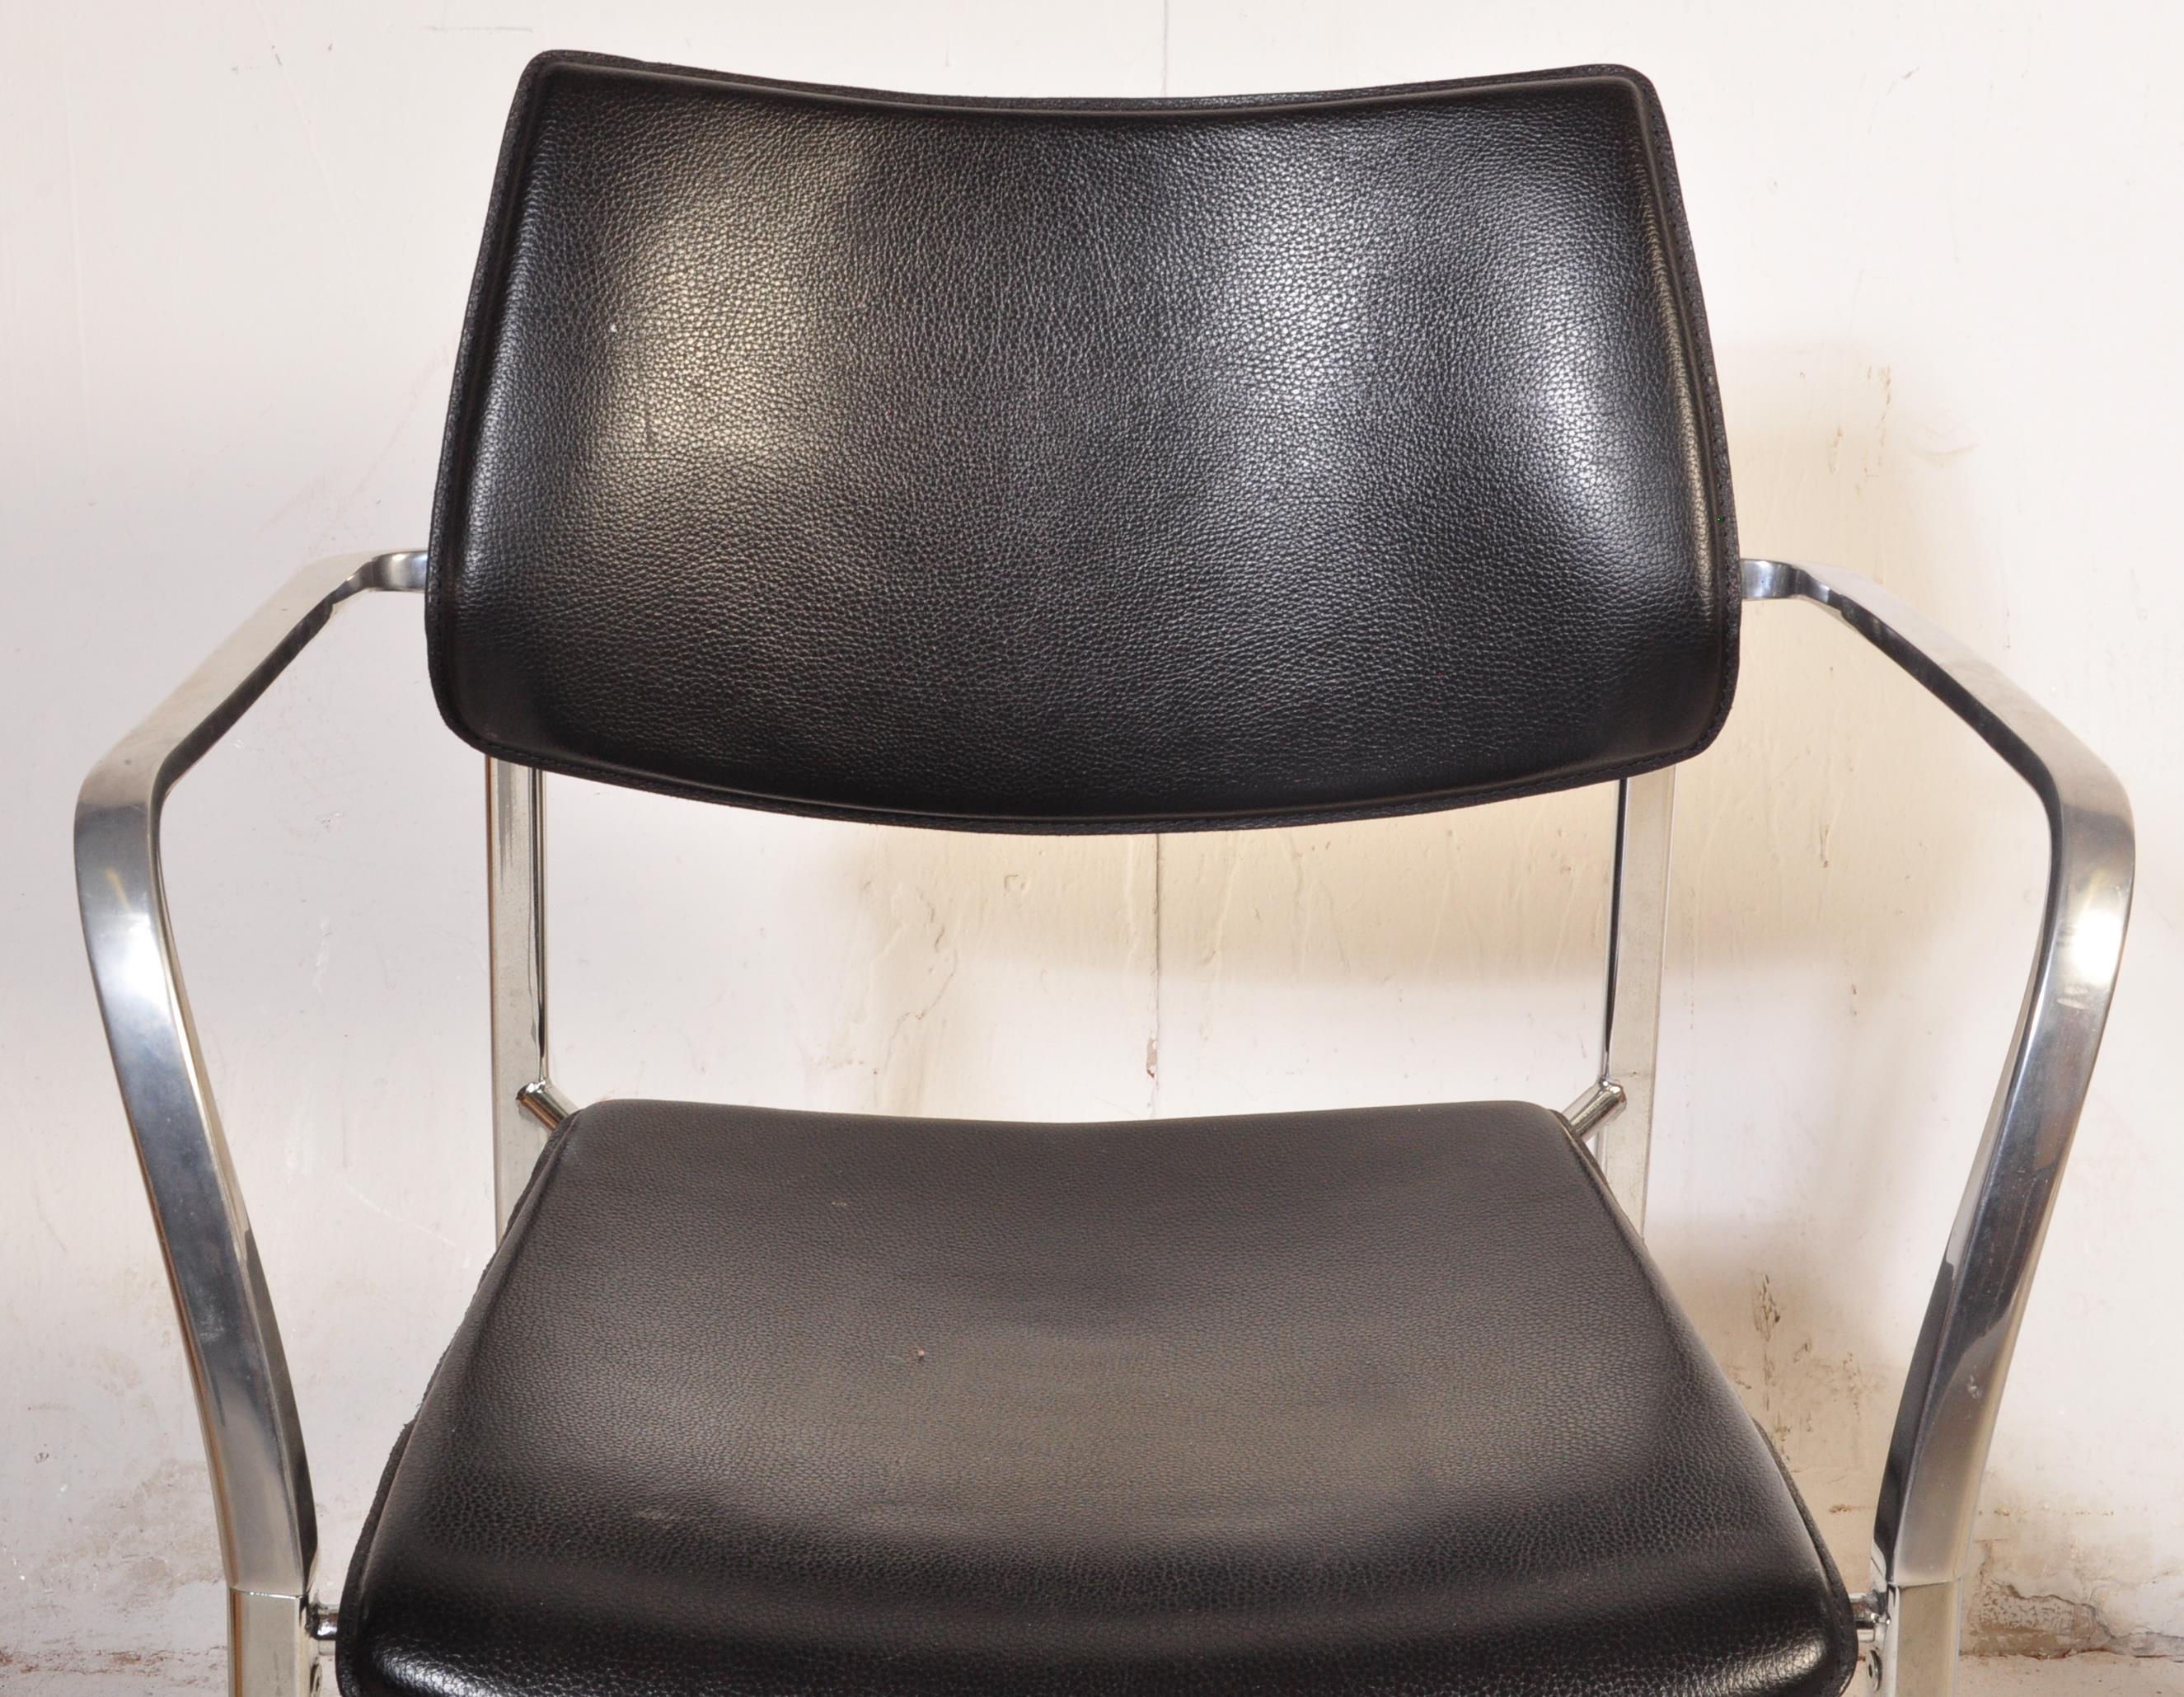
<box><xmin>333</xmin><ymin>1113</ymin><xmax>588</xmax><ymax>1697</ymax></box>
<box><xmin>1549</xmin><ymin>1113</ymin><xmax>1863</xmax><ymax>1697</ymax></box>
<box><xmin>334</xmin><ymin>1421</ymin><xmax>412</xmax><ymax>1697</ymax></box>
<box><xmin>1753</xmin><ymin>1418</ymin><xmax>1864</xmax><ymax>1697</ymax></box>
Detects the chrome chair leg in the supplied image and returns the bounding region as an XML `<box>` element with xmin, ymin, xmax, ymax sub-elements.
<box><xmin>1874</xmin><ymin>1579</ymin><xmax>1961</xmax><ymax>1697</ymax></box>
<box><xmin>230</xmin><ymin>1584</ymin><xmax>322</xmax><ymax>1697</ymax></box>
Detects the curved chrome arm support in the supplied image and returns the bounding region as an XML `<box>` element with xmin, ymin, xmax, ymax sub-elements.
<box><xmin>73</xmin><ymin>550</ymin><xmax>425</xmax><ymax>1690</ymax></box>
<box><xmin>1743</xmin><ymin>559</ymin><xmax>2134</xmax><ymax>1691</ymax></box>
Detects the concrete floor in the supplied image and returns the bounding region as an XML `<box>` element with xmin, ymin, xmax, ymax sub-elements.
<box><xmin>7</xmin><ymin>1653</ymin><xmax>2179</xmax><ymax>1694</ymax></box>
<box><xmin>1953</xmin><ymin>1659</ymin><xmax>2183</xmax><ymax>1695</ymax></box>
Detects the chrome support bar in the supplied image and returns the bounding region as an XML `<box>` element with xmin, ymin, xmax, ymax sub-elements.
<box><xmin>485</xmin><ymin>757</ymin><xmax>555</xmax><ymax>1236</ymax></box>
<box><xmin>1743</xmin><ymin>559</ymin><xmax>2133</xmax><ymax>1697</ymax></box>
<box><xmin>1589</xmin><ymin>765</ymin><xmax>1675</xmax><ymax>1229</ymax></box>
<box><xmin>74</xmin><ymin>549</ymin><xmax>426</xmax><ymax>1695</ymax></box>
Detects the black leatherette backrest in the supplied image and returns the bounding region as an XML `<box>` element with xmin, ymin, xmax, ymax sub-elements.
<box><xmin>427</xmin><ymin>53</ymin><xmax>1738</xmax><ymax>830</ymax></box>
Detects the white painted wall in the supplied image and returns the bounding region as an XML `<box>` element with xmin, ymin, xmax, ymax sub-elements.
<box><xmin>4</xmin><ymin>1</ymin><xmax>2178</xmax><ymax>1685</ymax></box>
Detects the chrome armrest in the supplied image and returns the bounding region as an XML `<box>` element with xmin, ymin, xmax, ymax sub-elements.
<box><xmin>73</xmin><ymin>551</ymin><xmax>425</xmax><ymax>1639</ymax></box>
<box><xmin>1742</xmin><ymin>559</ymin><xmax>2134</xmax><ymax>1689</ymax></box>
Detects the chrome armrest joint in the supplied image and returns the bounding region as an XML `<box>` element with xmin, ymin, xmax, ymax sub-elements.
<box><xmin>1560</xmin><ymin>1079</ymin><xmax>1625</xmax><ymax>1142</ymax></box>
<box><xmin>517</xmin><ymin>1077</ymin><xmax>575</xmax><ymax>1132</ymax></box>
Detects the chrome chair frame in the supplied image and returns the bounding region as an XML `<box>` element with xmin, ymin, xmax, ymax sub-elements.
<box><xmin>75</xmin><ymin>550</ymin><xmax>2132</xmax><ymax>1697</ymax></box>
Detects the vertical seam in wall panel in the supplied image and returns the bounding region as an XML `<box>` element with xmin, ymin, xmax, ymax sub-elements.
<box><xmin>1151</xmin><ymin>834</ymin><xmax>1165</xmax><ymax>1114</ymax></box>
<box><xmin>1153</xmin><ymin>2</ymin><xmax>1169</xmax><ymax>1111</ymax></box>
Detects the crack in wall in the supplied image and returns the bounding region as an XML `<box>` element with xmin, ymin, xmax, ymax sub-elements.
<box><xmin>1148</xmin><ymin>835</ymin><xmax>1164</xmax><ymax>1113</ymax></box>
<box><xmin>1966</xmin><ymin>1551</ymin><xmax>2184</xmax><ymax>1662</ymax></box>
<box><xmin>1729</xmin><ymin>1274</ymin><xmax>2180</xmax><ymax>1661</ymax></box>
<box><xmin>1967</xmin><ymin>1577</ymin><xmax>2184</xmax><ymax>1662</ymax></box>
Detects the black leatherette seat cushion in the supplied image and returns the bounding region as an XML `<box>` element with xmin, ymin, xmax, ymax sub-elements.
<box><xmin>339</xmin><ymin>1099</ymin><xmax>1855</xmax><ymax>1697</ymax></box>
<box><xmin>426</xmin><ymin>54</ymin><xmax>1739</xmax><ymax>829</ymax></box>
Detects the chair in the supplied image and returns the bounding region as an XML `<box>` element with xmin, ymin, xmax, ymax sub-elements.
<box><xmin>74</xmin><ymin>52</ymin><xmax>2132</xmax><ymax>1697</ymax></box>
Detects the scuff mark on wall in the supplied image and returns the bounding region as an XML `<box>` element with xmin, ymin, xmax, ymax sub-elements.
<box><xmin>47</xmin><ymin>1457</ymin><xmax>223</xmax><ymax>1598</ymax></box>
<box><xmin>1963</xmin><ymin>1508</ymin><xmax>2184</xmax><ymax>1662</ymax></box>
<box><xmin>0</xmin><ymin>1644</ymin><xmax>223</xmax><ymax>1684</ymax></box>
<box><xmin>1967</xmin><ymin>1564</ymin><xmax>2184</xmax><ymax>1662</ymax></box>
<box><xmin>1740</xmin><ymin>1273</ymin><xmax>1881</xmax><ymax>1456</ymax></box>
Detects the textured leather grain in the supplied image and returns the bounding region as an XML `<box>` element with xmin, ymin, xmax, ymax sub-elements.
<box><xmin>427</xmin><ymin>54</ymin><xmax>1739</xmax><ymax>829</ymax></box>
<box><xmin>339</xmin><ymin>1099</ymin><xmax>1854</xmax><ymax>1697</ymax></box>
